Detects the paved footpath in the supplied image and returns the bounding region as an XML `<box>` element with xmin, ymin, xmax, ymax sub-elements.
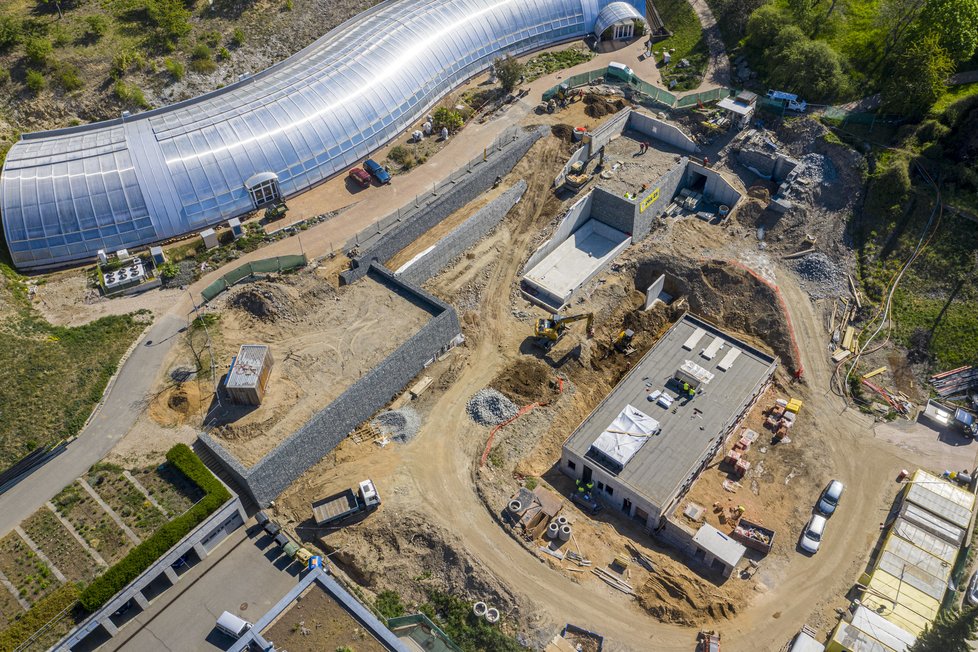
<box><xmin>0</xmin><ymin>314</ymin><xmax>187</xmax><ymax>538</ymax></box>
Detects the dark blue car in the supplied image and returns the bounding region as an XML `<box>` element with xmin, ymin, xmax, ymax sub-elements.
<box><xmin>363</xmin><ymin>159</ymin><xmax>391</xmax><ymax>184</ymax></box>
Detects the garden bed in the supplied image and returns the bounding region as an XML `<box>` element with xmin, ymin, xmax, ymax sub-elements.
<box><xmin>51</xmin><ymin>483</ymin><xmax>134</xmax><ymax>565</ymax></box>
<box><xmin>22</xmin><ymin>509</ymin><xmax>102</xmax><ymax>584</ymax></box>
<box><xmin>0</xmin><ymin>532</ymin><xmax>61</xmax><ymax>606</ymax></box>
<box><xmin>132</xmin><ymin>463</ymin><xmax>205</xmax><ymax>517</ymax></box>
<box><xmin>86</xmin><ymin>464</ymin><xmax>167</xmax><ymax>540</ymax></box>
<box><xmin>0</xmin><ymin>584</ymin><xmax>24</xmax><ymax>629</ymax></box>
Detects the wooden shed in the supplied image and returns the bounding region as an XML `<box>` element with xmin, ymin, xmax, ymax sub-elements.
<box><xmin>225</xmin><ymin>344</ymin><xmax>274</xmax><ymax>406</ymax></box>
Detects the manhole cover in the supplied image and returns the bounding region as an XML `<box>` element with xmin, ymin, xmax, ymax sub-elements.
<box><xmin>239</xmin><ymin>602</ymin><xmax>248</xmax><ymax>611</ymax></box>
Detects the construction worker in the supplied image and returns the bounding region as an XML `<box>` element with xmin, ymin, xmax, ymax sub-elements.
<box><xmin>682</xmin><ymin>382</ymin><xmax>690</xmax><ymax>394</ymax></box>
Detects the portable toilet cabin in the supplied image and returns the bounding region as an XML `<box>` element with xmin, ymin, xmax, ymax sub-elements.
<box><xmin>200</xmin><ymin>228</ymin><xmax>219</xmax><ymax>250</ymax></box>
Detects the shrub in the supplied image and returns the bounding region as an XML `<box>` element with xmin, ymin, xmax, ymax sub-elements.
<box><xmin>24</xmin><ymin>36</ymin><xmax>53</xmax><ymax>65</ymax></box>
<box><xmin>113</xmin><ymin>80</ymin><xmax>149</xmax><ymax>109</ymax></box>
<box><xmin>201</xmin><ymin>29</ymin><xmax>220</xmax><ymax>48</ymax></box>
<box><xmin>375</xmin><ymin>590</ymin><xmax>405</xmax><ymax>619</ymax></box>
<box><xmin>83</xmin><ymin>15</ymin><xmax>108</xmax><ymax>42</ymax></box>
<box><xmin>164</xmin><ymin>57</ymin><xmax>184</xmax><ymax>80</ymax></box>
<box><xmin>0</xmin><ymin>583</ymin><xmax>80</xmax><ymax>650</ymax></box>
<box><xmin>230</xmin><ymin>27</ymin><xmax>245</xmax><ymax>47</ymax></box>
<box><xmin>79</xmin><ymin>444</ymin><xmax>231</xmax><ymax>611</ymax></box>
<box><xmin>190</xmin><ymin>44</ymin><xmax>215</xmax><ymax>73</ymax></box>
<box><xmin>56</xmin><ymin>62</ymin><xmax>83</xmax><ymax>91</ymax></box>
<box><xmin>432</xmin><ymin>106</ymin><xmax>464</xmax><ymax>133</ymax></box>
<box><xmin>283</xmin><ymin>0</ymin><xmax>293</xmax><ymax>10</ymax></box>
<box><xmin>421</xmin><ymin>590</ymin><xmax>525</xmax><ymax>651</ymax></box>
<box><xmin>145</xmin><ymin>0</ymin><xmax>191</xmax><ymax>52</ymax></box>
<box><xmin>111</xmin><ymin>50</ymin><xmax>145</xmax><ymax>79</ymax></box>
<box><xmin>157</xmin><ymin>260</ymin><xmax>179</xmax><ymax>280</ymax></box>
<box><xmin>0</xmin><ymin>68</ymin><xmax>9</xmax><ymax>85</ymax></box>
<box><xmin>217</xmin><ymin>46</ymin><xmax>229</xmax><ymax>61</ymax></box>
<box><xmin>25</xmin><ymin>69</ymin><xmax>45</xmax><ymax>94</ymax></box>
<box><xmin>0</xmin><ymin>14</ymin><xmax>20</xmax><ymax>52</ymax></box>
<box><xmin>388</xmin><ymin>144</ymin><xmax>416</xmax><ymax>169</ymax></box>
<box><xmin>492</xmin><ymin>54</ymin><xmax>524</xmax><ymax>92</ymax></box>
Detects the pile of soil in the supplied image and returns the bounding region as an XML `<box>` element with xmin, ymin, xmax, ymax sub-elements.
<box><xmin>492</xmin><ymin>358</ymin><xmax>556</xmax><ymax>405</ymax></box>
<box><xmin>148</xmin><ymin>382</ymin><xmax>205</xmax><ymax>427</ymax></box>
<box><xmin>636</xmin><ymin>571</ymin><xmax>738</xmax><ymax>626</ymax></box>
<box><xmin>550</xmin><ymin>124</ymin><xmax>574</xmax><ymax>142</ymax></box>
<box><xmin>228</xmin><ymin>283</ymin><xmax>296</xmax><ymax>322</ymax></box>
<box><xmin>584</xmin><ymin>94</ymin><xmax>626</xmax><ymax>118</ymax></box>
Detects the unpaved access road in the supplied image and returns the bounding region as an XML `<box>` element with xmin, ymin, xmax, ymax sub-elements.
<box><xmin>398</xmin><ymin>230</ymin><xmax>910</xmax><ymax>650</ymax></box>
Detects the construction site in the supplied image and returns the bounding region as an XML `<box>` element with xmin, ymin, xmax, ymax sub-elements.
<box><xmin>2</xmin><ymin>2</ymin><xmax>978</xmax><ymax>651</ymax></box>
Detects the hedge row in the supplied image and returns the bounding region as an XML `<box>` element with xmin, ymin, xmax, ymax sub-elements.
<box><xmin>78</xmin><ymin>444</ymin><xmax>231</xmax><ymax>612</ymax></box>
<box><xmin>0</xmin><ymin>583</ymin><xmax>80</xmax><ymax>652</ymax></box>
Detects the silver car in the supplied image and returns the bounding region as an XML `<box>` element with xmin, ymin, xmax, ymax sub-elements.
<box><xmin>800</xmin><ymin>514</ymin><xmax>827</xmax><ymax>554</ymax></box>
<box><xmin>817</xmin><ymin>480</ymin><xmax>844</xmax><ymax>516</ymax></box>
<box><xmin>967</xmin><ymin>570</ymin><xmax>978</xmax><ymax>607</ymax></box>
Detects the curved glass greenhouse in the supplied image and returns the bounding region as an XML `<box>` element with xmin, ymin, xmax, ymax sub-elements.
<box><xmin>0</xmin><ymin>0</ymin><xmax>645</xmax><ymax>269</ymax></box>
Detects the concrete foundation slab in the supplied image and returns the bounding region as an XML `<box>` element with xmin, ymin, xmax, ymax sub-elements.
<box><xmin>522</xmin><ymin>218</ymin><xmax>630</xmax><ymax>310</ymax></box>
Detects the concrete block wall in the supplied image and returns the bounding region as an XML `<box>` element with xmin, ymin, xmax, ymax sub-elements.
<box><xmin>589</xmin><ymin>187</ymin><xmax>637</xmax><ymax>236</ymax></box>
<box><xmin>398</xmin><ymin>180</ymin><xmax>526</xmax><ymax>286</ymax></box>
<box><xmin>631</xmin><ymin>160</ymin><xmax>687</xmax><ymax>238</ymax></box>
<box><xmin>587</xmin><ymin>107</ymin><xmax>632</xmax><ymax>157</ymax></box>
<box><xmin>738</xmin><ymin>148</ymin><xmax>799</xmax><ymax>182</ymax></box>
<box><xmin>554</xmin><ymin>144</ymin><xmax>589</xmax><ymax>188</ymax></box>
<box><xmin>198</xmin><ymin>265</ymin><xmax>461</xmax><ymax>505</ymax></box>
<box><xmin>340</xmin><ymin>126</ymin><xmax>545</xmax><ymax>285</ymax></box>
<box><xmin>627</xmin><ymin>111</ymin><xmax>699</xmax><ymax>154</ymax></box>
<box><xmin>522</xmin><ymin>192</ymin><xmax>594</xmax><ymax>274</ymax></box>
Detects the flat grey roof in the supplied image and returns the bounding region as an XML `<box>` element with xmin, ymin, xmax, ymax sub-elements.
<box><xmin>564</xmin><ymin>314</ymin><xmax>776</xmax><ymax>509</ymax></box>
<box><xmin>692</xmin><ymin>523</ymin><xmax>746</xmax><ymax>568</ymax></box>
<box><xmin>226</xmin><ymin>344</ymin><xmax>270</xmax><ymax>390</ymax></box>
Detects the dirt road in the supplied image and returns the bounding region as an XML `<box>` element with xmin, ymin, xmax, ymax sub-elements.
<box><xmin>686</xmin><ymin>0</ymin><xmax>732</xmax><ymax>89</ymax></box>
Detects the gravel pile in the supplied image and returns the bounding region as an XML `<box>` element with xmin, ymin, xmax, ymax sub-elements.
<box><xmin>791</xmin><ymin>251</ymin><xmax>847</xmax><ymax>299</ymax></box>
<box><xmin>371</xmin><ymin>407</ymin><xmax>420</xmax><ymax>443</ymax></box>
<box><xmin>467</xmin><ymin>389</ymin><xmax>519</xmax><ymax>426</ymax></box>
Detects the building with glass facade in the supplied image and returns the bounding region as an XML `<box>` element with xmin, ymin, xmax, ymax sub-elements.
<box><xmin>0</xmin><ymin>0</ymin><xmax>645</xmax><ymax>270</ymax></box>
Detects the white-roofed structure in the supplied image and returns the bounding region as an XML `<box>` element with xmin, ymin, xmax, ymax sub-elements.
<box><xmin>690</xmin><ymin>523</ymin><xmax>746</xmax><ymax>578</ymax></box>
<box><xmin>1</xmin><ymin>0</ymin><xmax>647</xmax><ymax>270</ymax></box>
<box><xmin>589</xmin><ymin>404</ymin><xmax>660</xmax><ymax>472</ymax></box>
<box><xmin>828</xmin><ymin>605</ymin><xmax>916</xmax><ymax>652</ymax></box>
<box><xmin>594</xmin><ymin>2</ymin><xmax>647</xmax><ymax>41</ymax></box>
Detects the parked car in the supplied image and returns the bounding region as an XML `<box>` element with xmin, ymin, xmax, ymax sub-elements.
<box><xmin>348</xmin><ymin>167</ymin><xmax>372</xmax><ymax>187</ymax></box>
<box><xmin>800</xmin><ymin>514</ymin><xmax>827</xmax><ymax>554</ymax></box>
<box><xmin>216</xmin><ymin>611</ymin><xmax>252</xmax><ymax>639</ymax></box>
<box><xmin>967</xmin><ymin>569</ymin><xmax>978</xmax><ymax>607</ymax></box>
<box><xmin>363</xmin><ymin>159</ymin><xmax>391</xmax><ymax>184</ymax></box>
<box><xmin>817</xmin><ymin>480</ymin><xmax>845</xmax><ymax>516</ymax></box>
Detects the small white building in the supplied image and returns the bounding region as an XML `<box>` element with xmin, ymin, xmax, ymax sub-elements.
<box><xmin>200</xmin><ymin>228</ymin><xmax>219</xmax><ymax>250</ymax></box>
<box><xmin>717</xmin><ymin>91</ymin><xmax>758</xmax><ymax>130</ymax></box>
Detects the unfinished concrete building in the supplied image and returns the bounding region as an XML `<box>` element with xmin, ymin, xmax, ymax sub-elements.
<box><xmin>522</xmin><ymin>109</ymin><xmax>742</xmax><ymax>310</ymax></box>
<box><xmin>560</xmin><ymin>315</ymin><xmax>777</xmax><ymax>535</ymax></box>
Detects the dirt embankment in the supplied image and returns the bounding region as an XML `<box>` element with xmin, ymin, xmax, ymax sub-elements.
<box><xmin>634</xmin><ymin>255</ymin><xmax>801</xmax><ymax>372</ymax></box>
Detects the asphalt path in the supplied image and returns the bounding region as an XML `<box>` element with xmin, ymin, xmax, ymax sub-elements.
<box><xmin>0</xmin><ymin>314</ymin><xmax>187</xmax><ymax>537</ymax></box>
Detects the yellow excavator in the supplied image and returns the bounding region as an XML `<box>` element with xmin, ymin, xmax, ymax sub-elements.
<box><xmin>534</xmin><ymin>312</ymin><xmax>594</xmax><ymax>350</ymax></box>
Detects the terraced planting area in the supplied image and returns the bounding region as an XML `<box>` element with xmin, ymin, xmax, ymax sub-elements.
<box><xmin>0</xmin><ymin>581</ymin><xmax>24</xmax><ymax>628</ymax></box>
<box><xmin>86</xmin><ymin>465</ymin><xmax>167</xmax><ymax>540</ymax></box>
<box><xmin>21</xmin><ymin>510</ymin><xmax>101</xmax><ymax>584</ymax></box>
<box><xmin>132</xmin><ymin>463</ymin><xmax>204</xmax><ymax>517</ymax></box>
<box><xmin>0</xmin><ymin>533</ymin><xmax>61</xmax><ymax>605</ymax></box>
<box><xmin>51</xmin><ymin>483</ymin><xmax>134</xmax><ymax>565</ymax></box>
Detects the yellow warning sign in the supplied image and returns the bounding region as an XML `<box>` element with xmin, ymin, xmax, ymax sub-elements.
<box><xmin>639</xmin><ymin>188</ymin><xmax>660</xmax><ymax>213</ymax></box>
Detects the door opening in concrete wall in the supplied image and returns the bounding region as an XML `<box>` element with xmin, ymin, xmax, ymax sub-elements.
<box><xmin>583</xmin><ymin>465</ymin><xmax>593</xmax><ymax>484</ymax></box>
<box><xmin>687</xmin><ymin>171</ymin><xmax>708</xmax><ymax>195</ymax></box>
<box><xmin>635</xmin><ymin>507</ymin><xmax>649</xmax><ymax>523</ymax></box>
<box><xmin>622</xmin><ymin>497</ymin><xmax>633</xmax><ymax>514</ymax></box>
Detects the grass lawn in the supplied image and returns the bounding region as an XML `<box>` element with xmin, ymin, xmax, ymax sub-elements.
<box><xmin>891</xmin><ymin>288</ymin><xmax>978</xmax><ymax>369</ymax></box>
<box><xmin>653</xmin><ymin>0</ymin><xmax>709</xmax><ymax>91</ymax></box>
<box><xmin>931</xmin><ymin>82</ymin><xmax>978</xmax><ymax>116</ymax></box>
<box><xmin>0</xmin><ymin>258</ymin><xmax>148</xmax><ymax>472</ymax></box>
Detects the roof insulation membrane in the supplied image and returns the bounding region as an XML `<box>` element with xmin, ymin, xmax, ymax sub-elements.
<box><xmin>1</xmin><ymin>0</ymin><xmax>646</xmax><ymax>270</ymax></box>
<box><xmin>904</xmin><ymin>469</ymin><xmax>975</xmax><ymax>529</ymax></box>
<box><xmin>590</xmin><ymin>404</ymin><xmax>659</xmax><ymax>468</ymax></box>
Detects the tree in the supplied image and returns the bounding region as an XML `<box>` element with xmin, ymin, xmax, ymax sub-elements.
<box><xmin>492</xmin><ymin>54</ymin><xmax>524</xmax><ymax>93</ymax></box>
<box><xmin>880</xmin><ymin>35</ymin><xmax>953</xmax><ymax>118</ymax></box>
<box><xmin>83</xmin><ymin>15</ymin><xmax>108</xmax><ymax>43</ymax></box>
<box><xmin>24</xmin><ymin>36</ymin><xmax>52</xmax><ymax>66</ymax></box>
<box><xmin>910</xmin><ymin>605</ymin><xmax>978</xmax><ymax>652</ymax></box>
<box><xmin>432</xmin><ymin>106</ymin><xmax>463</xmax><ymax>133</ymax></box>
<box><xmin>915</xmin><ymin>0</ymin><xmax>978</xmax><ymax>62</ymax></box>
<box><xmin>146</xmin><ymin>0</ymin><xmax>191</xmax><ymax>52</ymax></box>
<box><xmin>766</xmin><ymin>29</ymin><xmax>849</xmax><ymax>100</ymax></box>
<box><xmin>746</xmin><ymin>5</ymin><xmax>788</xmax><ymax>58</ymax></box>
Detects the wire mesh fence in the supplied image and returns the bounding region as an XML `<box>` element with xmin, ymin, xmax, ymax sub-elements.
<box><xmin>201</xmin><ymin>254</ymin><xmax>308</xmax><ymax>302</ymax></box>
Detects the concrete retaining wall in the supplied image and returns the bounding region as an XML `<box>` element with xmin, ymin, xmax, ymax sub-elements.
<box><xmin>522</xmin><ymin>192</ymin><xmax>594</xmax><ymax>275</ymax></box>
<box><xmin>554</xmin><ymin>144</ymin><xmax>589</xmax><ymax>188</ymax></box>
<box><xmin>397</xmin><ymin>181</ymin><xmax>526</xmax><ymax>286</ymax></box>
<box><xmin>685</xmin><ymin>162</ymin><xmax>742</xmax><ymax>207</ymax></box>
<box><xmin>589</xmin><ymin>187</ymin><xmax>637</xmax><ymax>235</ymax></box>
<box><xmin>198</xmin><ymin>265</ymin><xmax>461</xmax><ymax>505</ymax></box>
<box><xmin>737</xmin><ymin>148</ymin><xmax>799</xmax><ymax>182</ymax></box>
<box><xmin>340</xmin><ymin>127</ymin><xmax>545</xmax><ymax>285</ymax></box>
<box><xmin>587</xmin><ymin>107</ymin><xmax>632</xmax><ymax>157</ymax></box>
<box><xmin>628</xmin><ymin>111</ymin><xmax>699</xmax><ymax>154</ymax></box>
<box><xmin>632</xmin><ymin>161</ymin><xmax>687</xmax><ymax>237</ymax></box>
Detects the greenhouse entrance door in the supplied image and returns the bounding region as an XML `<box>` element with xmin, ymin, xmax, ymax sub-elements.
<box><xmin>614</xmin><ymin>23</ymin><xmax>633</xmax><ymax>40</ymax></box>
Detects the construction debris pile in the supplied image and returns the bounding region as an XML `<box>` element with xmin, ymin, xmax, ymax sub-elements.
<box><xmin>789</xmin><ymin>252</ymin><xmax>847</xmax><ymax>299</ymax></box>
<box><xmin>467</xmin><ymin>389</ymin><xmax>519</xmax><ymax>425</ymax></box>
<box><xmin>371</xmin><ymin>407</ymin><xmax>421</xmax><ymax>443</ymax></box>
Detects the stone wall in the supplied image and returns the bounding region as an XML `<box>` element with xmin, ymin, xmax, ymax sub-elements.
<box><xmin>397</xmin><ymin>181</ymin><xmax>526</xmax><ymax>285</ymax></box>
<box><xmin>340</xmin><ymin>127</ymin><xmax>545</xmax><ymax>285</ymax></box>
<box><xmin>589</xmin><ymin>187</ymin><xmax>637</xmax><ymax>235</ymax></box>
<box><xmin>631</xmin><ymin>160</ymin><xmax>687</xmax><ymax>237</ymax></box>
<box><xmin>197</xmin><ymin>265</ymin><xmax>461</xmax><ymax>505</ymax></box>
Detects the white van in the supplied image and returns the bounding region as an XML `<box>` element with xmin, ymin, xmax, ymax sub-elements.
<box><xmin>216</xmin><ymin>611</ymin><xmax>252</xmax><ymax>639</ymax></box>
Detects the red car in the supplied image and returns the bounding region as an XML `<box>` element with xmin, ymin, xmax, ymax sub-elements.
<box><xmin>348</xmin><ymin>167</ymin><xmax>371</xmax><ymax>187</ymax></box>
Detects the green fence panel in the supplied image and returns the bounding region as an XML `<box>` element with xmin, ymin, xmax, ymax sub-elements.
<box><xmin>200</xmin><ymin>255</ymin><xmax>307</xmax><ymax>302</ymax></box>
<box><xmin>387</xmin><ymin>614</ymin><xmax>463</xmax><ymax>652</ymax></box>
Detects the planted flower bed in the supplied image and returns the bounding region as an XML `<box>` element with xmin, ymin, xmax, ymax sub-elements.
<box><xmin>51</xmin><ymin>483</ymin><xmax>133</xmax><ymax>565</ymax></box>
<box><xmin>132</xmin><ymin>463</ymin><xmax>204</xmax><ymax>516</ymax></box>
<box><xmin>86</xmin><ymin>464</ymin><xmax>167</xmax><ymax>539</ymax></box>
<box><xmin>22</xmin><ymin>509</ymin><xmax>101</xmax><ymax>584</ymax></box>
<box><xmin>0</xmin><ymin>532</ymin><xmax>61</xmax><ymax>605</ymax></box>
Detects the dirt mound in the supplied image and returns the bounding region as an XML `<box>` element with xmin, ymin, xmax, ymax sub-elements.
<box><xmin>584</xmin><ymin>94</ymin><xmax>626</xmax><ymax>118</ymax></box>
<box><xmin>323</xmin><ymin>510</ymin><xmax>521</xmax><ymax>611</ymax></box>
<box><xmin>637</xmin><ymin>572</ymin><xmax>738</xmax><ymax>626</ymax></box>
<box><xmin>635</xmin><ymin>256</ymin><xmax>800</xmax><ymax>371</ymax></box>
<box><xmin>228</xmin><ymin>283</ymin><xmax>296</xmax><ymax>322</ymax></box>
<box><xmin>149</xmin><ymin>382</ymin><xmax>204</xmax><ymax>427</ymax></box>
<box><xmin>551</xmin><ymin>124</ymin><xmax>574</xmax><ymax>141</ymax></box>
<box><xmin>492</xmin><ymin>358</ymin><xmax>557</xmax><ymax>405</ymax></box>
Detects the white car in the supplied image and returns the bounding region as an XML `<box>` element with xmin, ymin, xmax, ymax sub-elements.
<box><xmin>817</xmin><ymin>480</ymin><xmax>845</xmax><ymax>516</ymax></box>
<box><xmin>800</xmin><ymin>514</ymin><xmax>827</xmax><ymax>554</ymax></box>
